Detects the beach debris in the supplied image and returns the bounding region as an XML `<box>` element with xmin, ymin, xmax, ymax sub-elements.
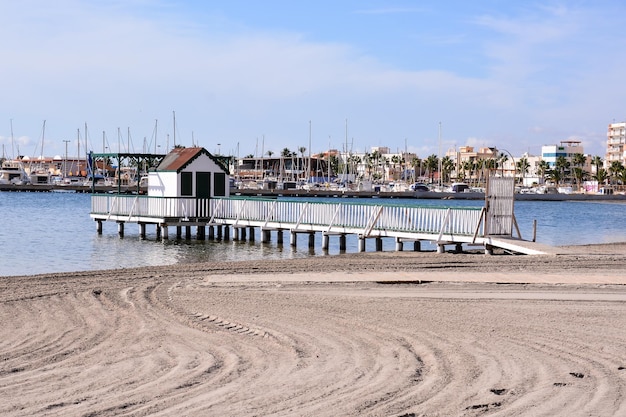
<box><xmin>465</xmin><ymin>402</ymin><xmax>502</xmax><ymax>411</ymax></box>
<box><xmin>490</xmin><ymin>388</ymin><xmax>507</xmax><ymax>395</ymax></box>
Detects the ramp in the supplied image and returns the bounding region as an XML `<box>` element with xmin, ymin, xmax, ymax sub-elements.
<box><xmin>485</xmin><ymin>236</ymin><xmax>572</xmax><ymax>255</ymax></box>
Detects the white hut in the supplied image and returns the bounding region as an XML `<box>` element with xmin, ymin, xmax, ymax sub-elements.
<box><xmin>148</xmin><ymin>147</ymin><xmax>230</xmax><ymax>198</ymax></box>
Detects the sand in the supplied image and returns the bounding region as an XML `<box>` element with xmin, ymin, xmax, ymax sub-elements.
<box><xmin>1</xmin><ymin>243</ymin><xmax>626</xmax><ymax>416</ymax></box>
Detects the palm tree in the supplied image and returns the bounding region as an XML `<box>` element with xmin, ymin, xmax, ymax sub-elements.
<box><xmin>410</xmin><ymin>157</ymin><xmax>422</xmax><ymax>182</ymax></box>
<box><xmin>391</xmin><ymin>155</ymin><xmax>400</xmax><ymax>181</ymax></box>
<box><xmin>547</xmin><ymin>168</ymin><xmax>563</xmax><ymax>186</ymax></box>
<box><xmin>497</xmin><ymin>153</ymin><xmax>509</xmax><ymax>177</ymax></box>
<box><xmin>380</xmin><ymin>155</ymin><xmax>389</xmax><ymax>182</ymax></box>
<box><xmin>474</xmin><ymin>158</ymin><xmax>485</xmax><ymax>186</ymax></box>
<box><xmin>572</xmin><ymin>167</ymin><xmax>587</xmax><ymax>191</ymax></box>
<box><xmin>591</xmin><ymin>156</ymin><xmax>603</xmax><ymax>176</ymax></box>
<box><xmin>425</xmin><ymin>154</ymin><xmax>439</xmax><ymax>184</ymax></box>
<box><xmin>369</xmin><ymin>150</ymin><xmax>381</xmax><ymax>180</ymax></box>
<box><xmin>329</xmin><ymin>154</ymin><xmax>339</xmax><ymax>178</ymax></box>
<box><xmin>363</xmin><ymin>152</ymin><xmax>373</xmax><ymax>181</ymax></box>
<box><xmin>537</xmin><ymin>160</ymin><xmax>550</xmax><ymax>184</ymax></box>
<box><xmin>571</xmin><ymin>153</ymin><xmax>586</xmax><ymax>191</ymax></box>
<box><xmin>298</xmin><ymin>146</ymin><xmax>307</xmax><ymax>179</ymax></box>
<box><xmin>572</xmin><ymin>153</ymin><xmax>586</xmax><ymax>168</ymax></box>
<box><xmin>343</xmin><ymin>154</ymin><xmax>356</xmax><ymax>179</ymax></box>
<box><xmin>263</xmin><ymin>150</ymin><xmax>274</xmax><ymax>178</ymax></box>
<box><xmin>483</xmin><ymin>158</ymin><xmax>497</xmax><ymax>185</ymax></box>
<box><xmin>516</xmin><ymin>157</ymin><xmax>530</xmax><ymax>185</ymax></box>
<box><xmin>555</xmin><ymin>156</ymin><xmax>570</xmax><ymax>184</ymax></box>
<box><xmin>441</xmin><ymin>156</ymin><xmax>454</xmax><ymax>183</ymax></box>
<box><xmin>609</xmin><ymin>161</ymin><xmax>624</xmax><ymax>184</ymax></box>
<box><xmin>460</xmin><ymin>160</ymin><xmax>472</xmax><ymax>185</ymax></box>
<box><xmin>594</xmin><ymin>167</ymin><xmax>609</xmax><ymax>186</ymax></box>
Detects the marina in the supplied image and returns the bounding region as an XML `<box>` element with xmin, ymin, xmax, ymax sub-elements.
<box><xmin>3</xmin><ymin>181</ymin><xmax>626</xmax><ymax>201</ymax></box>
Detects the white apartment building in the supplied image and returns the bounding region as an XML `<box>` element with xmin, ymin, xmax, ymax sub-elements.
<box><xmin>541</xmin><ymin>140</ymin><xmax>584</xmax><ymax>168</ymax></box>
<box><xmin>606</xmin><ymin>122</ymin><xmax>626</xmax><ymax>166</ymax></box>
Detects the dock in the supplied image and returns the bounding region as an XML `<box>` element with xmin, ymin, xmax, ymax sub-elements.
<box><xmin>0</xmin><ymin>183</ymin><xmax>145</xmax><ymax>194</ymax></box>
<box><xmin>90</xmin><ymin>194</ymin><xmax>553</xmax><ymax>255</ymax></box>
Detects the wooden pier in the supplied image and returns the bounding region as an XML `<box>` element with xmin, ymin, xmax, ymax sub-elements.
<box><xmin>90</xmin><ymin>192</ymin><xmax>550</xmax><ymax>255</ymax></box>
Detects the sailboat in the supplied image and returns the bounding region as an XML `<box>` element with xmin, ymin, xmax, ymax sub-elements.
<box><xmin>0</xmin><ymin>148</ymin><xmax>30</xmax><ymax>185</ymax></box>
<box><xmin>28</xmin><ymin>121</ymin><xmax>52</xmax><ymax>185</ymax></box>
<box><xmin>0</xmin><ymin>123</ymin><xmax>30</xmax><ymax>185</ymax></box>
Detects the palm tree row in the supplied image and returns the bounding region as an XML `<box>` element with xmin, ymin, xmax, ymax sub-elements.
<box><xmin>543</xmin><ymin>154</ymin><xmax>626</xmax><ymax>190</ymax></box>
<box><xmin>244</xmin><ymin>146</ymin><xmax>626</xmax><ymax>190</ymax></box>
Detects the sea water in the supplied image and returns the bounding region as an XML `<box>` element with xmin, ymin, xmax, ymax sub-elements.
<box><xmin>1</xmin><ymin>191</ymin><xmax>625</xmax><ymax>277</ymax></box>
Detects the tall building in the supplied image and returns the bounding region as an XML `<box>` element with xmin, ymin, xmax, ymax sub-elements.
<box><xmin>606</xmin><ymin>122</ymin><xmax>626</xmax><ymax>166</ymax></box>
<box><xmin>541</xmin><ymin>140</ymin><xmax>584</xmax><ymax>168</ymax></box>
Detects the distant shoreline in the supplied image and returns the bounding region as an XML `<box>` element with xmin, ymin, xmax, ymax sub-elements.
<box><xmin>232</xmin><ymin>188</ymin><xmax>626</xmax><ymax>202</ymax></box>
<box><xmin>2</xmin><ymin>182</ymin><xmax>625</xmax><ymax>201</ymax></box>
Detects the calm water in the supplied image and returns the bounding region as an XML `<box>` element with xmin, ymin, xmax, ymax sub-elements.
<box><xmin>1</xmin><ymin>192</ymin><xmax>625</xmax><ymax>277</ymax></box>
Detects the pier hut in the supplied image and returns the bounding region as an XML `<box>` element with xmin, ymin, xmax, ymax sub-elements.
<box><xmin>148</xmin><ymin>146</ymin><xmax>229</xmax><ymax>200</ymax></box>
<box><xmin>91</xmin><ymin>146</ymin><xmax>230</xmax><ymax>239</ymax></box>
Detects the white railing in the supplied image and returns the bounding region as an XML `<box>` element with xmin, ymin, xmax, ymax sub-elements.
<box><xmin>91</xmin><ymin>195</ymin><xmax>484</xmax><ymax>237</ymax></box>
<box><xmin>91</xmin><ymin>195</ymin><xmax>211</xmax><ymax>219</ymax></box>
<box><xmin>209</xmin><ymin>197</ymin><xmax>483</xmax><ymax>236</ymax></box>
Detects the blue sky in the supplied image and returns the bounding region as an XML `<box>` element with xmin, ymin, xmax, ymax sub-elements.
<box><xmin>1</xmin><ymin>0</ymin><xmax>625</xmax><ymax>160</ymax></box>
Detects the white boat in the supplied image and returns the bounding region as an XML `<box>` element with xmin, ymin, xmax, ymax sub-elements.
<box><xmin>446</xmin><ymin>182</ymin><xmax>470</xmax><ymax>193</ymax></box>
<box><xmin>0</xmin><ymin>160</ymin><xmax>30</xmax><ymax>185</ymax></box>
<box><xmin>29</xmin><ymin>169</ymin><xmax>51</xmax><ymax>185</ymax></box>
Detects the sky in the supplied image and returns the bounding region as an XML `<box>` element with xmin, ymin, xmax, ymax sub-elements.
<box><xmin>1</xmin><ymin>0</ymin><xmax>625</xmax><ymax>160</ymax></box>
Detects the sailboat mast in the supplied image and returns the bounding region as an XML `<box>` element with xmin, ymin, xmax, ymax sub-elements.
<box><xmin>308</xmin><ymin>120</ymin><xmax>311</xmax><ymax>182</ymax></box>
<box><xmin>438</xmin><ymin>122</ymin><xmax>442</xmax><ymax>188</ymax></box>
<box><xmin>344</xmin><ymin>118</ymin><xmax>348</xmax><ymax>178</ymax></box>
<box><xmin>41</xmin><ymin>120</ymin><xmax>46</xmax><ymax>159</ymax></box>
<box><xmin>77</xmin><ymin>128</ymin><xmax>80</xmax><ymax>176</ymax></box>
<box><xmin>173</xmin><ymin>111</ymin><xmax>176</xmax><ymax>148</ymax></box>
<box><xmin>10</xmin><ymin>119</ymin><xmax>14</xmax><ymax>159</ymax></box>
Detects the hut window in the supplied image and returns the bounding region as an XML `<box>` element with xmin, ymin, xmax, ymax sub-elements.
<box><xmin>214</xmin><ymin>172</ymin><xmax>226</xmax><ymax>196</ymax></box>
<box><xmin>181</xmin><ymin>172</ymin><xmax>193</xmax><ymax>196</ymax></box>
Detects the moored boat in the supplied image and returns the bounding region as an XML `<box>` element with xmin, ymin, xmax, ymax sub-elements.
<box><xmin>0</xmin><ymin>160</ymin><xmax>30</xmax><ymax>185</ymax></box>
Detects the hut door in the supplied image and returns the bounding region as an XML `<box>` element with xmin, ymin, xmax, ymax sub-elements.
<box><xmin>196</xmin><ymin>172</ymin><xmax>211</xmax><ymax>197</ymax></box>
<box><xmin>196</xmin><ymin>172</ymin><xmax>211</xmax><ymax>218</ymax></box>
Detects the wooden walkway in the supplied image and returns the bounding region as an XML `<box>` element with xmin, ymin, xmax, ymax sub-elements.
<box><xmin>90</xmin><ymin>195</ymin><xmax>553</xmax><ymax>255</ymax></box>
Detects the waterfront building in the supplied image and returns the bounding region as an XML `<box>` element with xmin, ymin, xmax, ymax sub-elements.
<box><xmin>541</xmin><ymin>140</ymin><xmax>584</xmax><ymax>168</ymax></box>
<box><xmin>606</xmin><ymin>122</ymin><xmax>626</xmax><ymax>167</ymax></box>
<box><xmin>499</xmin><ymin>152</ymin><xmax>543</xmax><ymax>186</ymax></box>
<box><xmin>445</xmin><ymin>146</ymin><xmax>498</xmax><ymax>184</ymax></box>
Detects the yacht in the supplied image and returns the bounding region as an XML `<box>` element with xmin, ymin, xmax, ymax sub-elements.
<box><xmin>0</xmin><ymin>160</ymin><xmax>30</xmax><ymax>185</ymax></box>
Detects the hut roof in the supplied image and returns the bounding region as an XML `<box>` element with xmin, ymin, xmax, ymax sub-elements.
<box><xmin>156</xmin><ymin>147</ymin><xmax>227</xmax><ymax>173</ymax></box>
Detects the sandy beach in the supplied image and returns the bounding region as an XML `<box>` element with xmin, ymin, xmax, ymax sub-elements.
<box><xmin>2</xmin><ymin>243</ymin><xmax>626</xmax><ymax>416</ymax></box>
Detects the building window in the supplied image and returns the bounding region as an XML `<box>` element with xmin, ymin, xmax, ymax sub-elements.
<box><xmin>214</xmin><ymin>173</ymin><xmax>226</xmax><ymax>196</ymax></box>
<box><xmin>181</xmin><ymin>172</ymin><xmax>192</xmax><ymax>196</ymax></box>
